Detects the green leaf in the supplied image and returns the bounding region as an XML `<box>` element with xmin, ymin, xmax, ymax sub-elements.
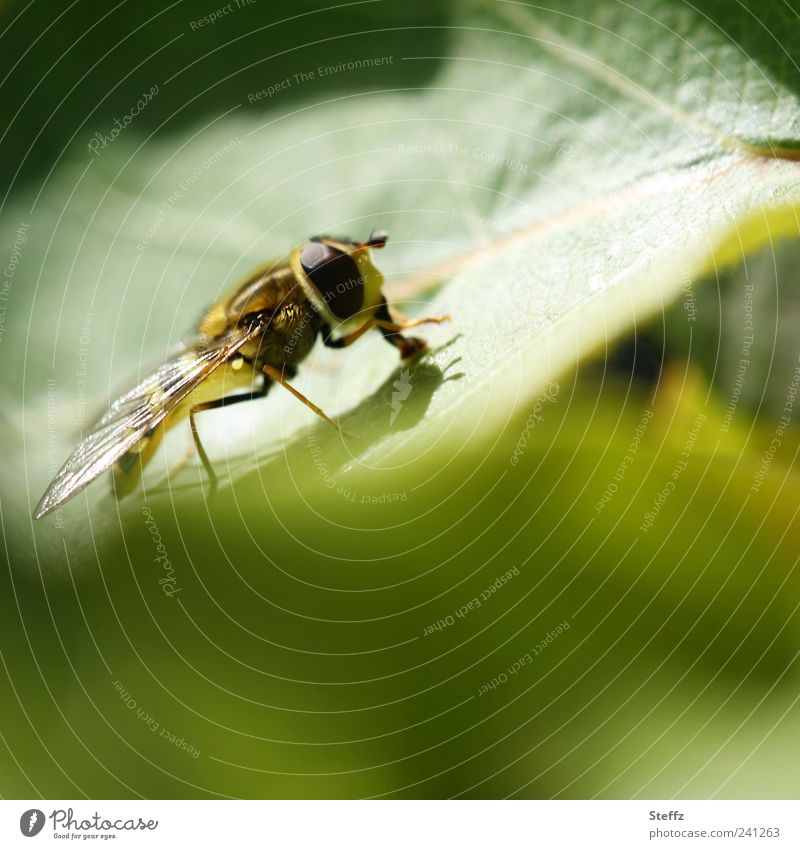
<box><xmin>6</xmin><ymin>0</ymin><xmax>800</xmax><ymax>529</ymax></box>
<box><xmin>660</xmin><ymin>235</ymin><xmax>800</xmax><ymax>420</ymax></box>
<box><xmin>3</xmin><ymin>0</ymin><xmax>800</xmax><ymax>799</ymax></box>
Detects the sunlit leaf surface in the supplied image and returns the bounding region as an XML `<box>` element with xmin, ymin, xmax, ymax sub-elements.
<box><xmin>1</xmin><ymin>0</ymin><xmax>800</xmax><ymax>799</ymax></box>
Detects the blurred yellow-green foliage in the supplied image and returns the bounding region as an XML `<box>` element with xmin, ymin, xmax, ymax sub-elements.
<box><xmin>2</xmin><ymin>0</ymin><xmax>800</xmax><ymax>799</ymax></box>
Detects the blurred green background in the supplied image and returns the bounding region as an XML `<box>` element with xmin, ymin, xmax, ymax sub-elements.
<box><xmin>2</xmin><ymin>0</ymin><xmax>800</xmax><ymax>799</ymax></box>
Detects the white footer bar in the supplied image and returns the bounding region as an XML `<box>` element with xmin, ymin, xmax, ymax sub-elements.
<box><xmin>3</xmin><ymin>800</ymin><xmax>797</xmax><ymax>847</ymax></box>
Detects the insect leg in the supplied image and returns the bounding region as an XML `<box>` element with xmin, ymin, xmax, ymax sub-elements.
<box><xmin>374</xmin><ymin>314</ymin><xmax>451</xmax><ymax>333</ymax></box>
<box><xmin>262</xmin><ymin>364</ymin><xmax>339</xmax><ymax>430</ymax></box>
<box><xmin>321</xmin><ymin>319</ymin><xmax>376</xmax><ymax>349</ymax></box>
<box><xmin>189</xmin><ymin>381</ymin><xmax>270</xmax><ymax>494</ymax></box>
<box><xmin>373</xmin><ymin>298</ymin><xmax>449</xmax><ymax>360</ymax></box>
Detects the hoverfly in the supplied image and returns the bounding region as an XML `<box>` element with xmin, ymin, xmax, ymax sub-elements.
<box><xmin>34</xmin><ymin>231</ymin><xmax>448</xmax><ymax>518</ymax></box>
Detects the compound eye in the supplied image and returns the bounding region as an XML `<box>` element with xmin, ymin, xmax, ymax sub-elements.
<box><xmin>300</xmin><ymin>242</ymin><xmax>364</xmax><ymax>320</ymax></box>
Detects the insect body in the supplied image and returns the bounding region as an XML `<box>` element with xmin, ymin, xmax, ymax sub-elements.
<box><xmin>34</xmin><ymin>231</ymin><xmax>448</xmax><ymax>518</ymax></box>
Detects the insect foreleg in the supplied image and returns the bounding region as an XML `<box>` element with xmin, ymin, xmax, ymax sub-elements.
<box><xmin>373</xmin><ymin>298</ymin><xmax>449</xmax><ymax>360</ymax></box>
<box><xmin>321</xmin><ymin>299</ymin><xmax>449</xmax><ymax>360</ymax></box>
<box><xmin>321</xmin><ymin>319</ymin><xmax>375</xmax><ymax>349</ymax></box>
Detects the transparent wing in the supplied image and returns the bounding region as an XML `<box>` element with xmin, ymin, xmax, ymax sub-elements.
<box><xmin>34</xmin><ymin>320</ymin><xmax>266</xmax><ymax>518</ymax></box>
